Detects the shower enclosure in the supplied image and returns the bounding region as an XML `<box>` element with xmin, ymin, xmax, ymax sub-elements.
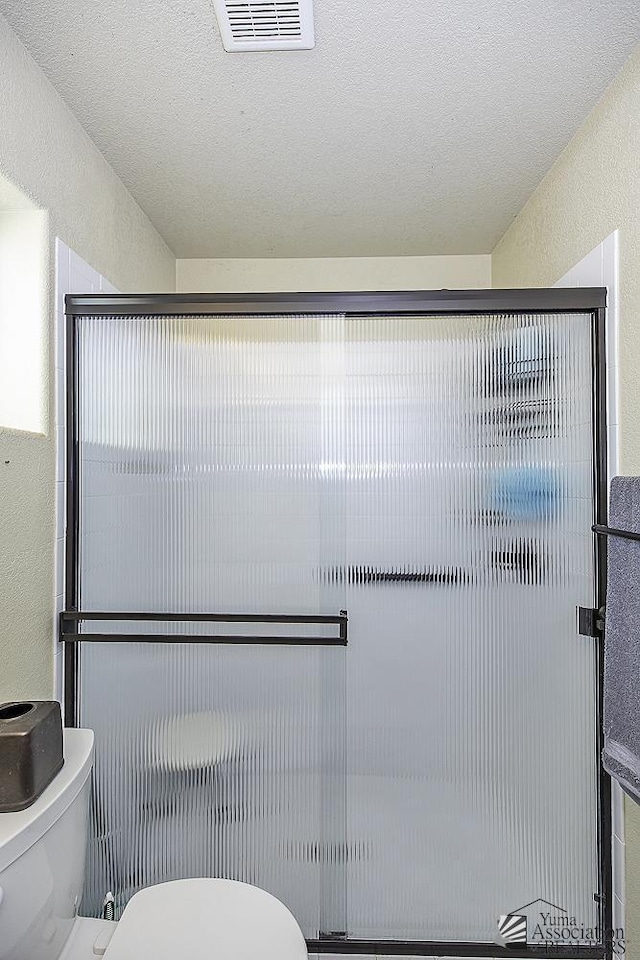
<box><xmin>62</xmin><ymin>289</ymin><xmax>610</xmax><ymax>957</ymax></box>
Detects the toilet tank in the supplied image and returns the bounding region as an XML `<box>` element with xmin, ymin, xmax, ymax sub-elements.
<box><xmin>0</xmin><ymin>728</ymin><xmax>94</xmax><ymax>960</ymax></box>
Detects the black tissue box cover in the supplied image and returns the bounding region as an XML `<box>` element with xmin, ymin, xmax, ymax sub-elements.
<box><xmin>0</xmin><ymin>701</ymin><xmax>64</xmax><ymax>812</ymax></box>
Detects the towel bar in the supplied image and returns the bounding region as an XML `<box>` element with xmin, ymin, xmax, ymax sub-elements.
<box><xmin>592</xmin><ymin>523</ymin><xmax>640</xmax><ymax>543</ymax></box>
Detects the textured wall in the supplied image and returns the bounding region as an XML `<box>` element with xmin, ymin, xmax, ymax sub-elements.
<box><xmin>3</xmin><ymin>0</ymin><xmax>639</xmax><ymax>259</ymax></box>
<box><xmin>492</xmin><ymin>46</ymin><xmax>640</xmax><ymax>470</ymax></box>
<box><xmin>0</xmin><ymin>13</ymin><xmax>175</xmax><ymax>704</ymax></box>
<box><xmin>176</xmin><ymin>255</ymin><xmax>491</xmax><ymax>293</ymax></box>
<box><xmin>491</xmin><ymin>46</ymin><xmax>640</xmax><ymax>960</ymax></box>
<box><xmin>0</xmin><ymin>14</ymin><xmax>174</xmax><ymax>294</ymax></box>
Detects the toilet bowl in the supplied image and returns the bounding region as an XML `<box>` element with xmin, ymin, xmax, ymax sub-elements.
<box><xmin>0</xmin><ymin>729</ymin><xmax>308</xmax><ymax>960</ymax></box>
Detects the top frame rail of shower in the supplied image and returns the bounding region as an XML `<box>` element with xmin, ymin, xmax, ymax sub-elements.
<box><xmin>64</xmin><ymin>288</ymin><xmax>607</xmax><ymax>318</ymax></box>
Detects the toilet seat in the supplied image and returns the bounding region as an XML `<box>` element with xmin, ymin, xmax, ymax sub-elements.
<box><xmin>102</xmin><ymin>878</ymin><xmax>308</xmax><ymax>960</ymax></box>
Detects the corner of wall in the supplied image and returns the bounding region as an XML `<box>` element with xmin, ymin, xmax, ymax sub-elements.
<box><xmin>176</xmin><ymin>255</ymin><xmax>492</xmax><ymax>294</ymax></box>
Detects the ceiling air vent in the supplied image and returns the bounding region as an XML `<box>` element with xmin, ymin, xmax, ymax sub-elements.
<box><xmin>211</xmin><ymin>0</ymin><xmax>314</xmax><ymax>52</ymax></box>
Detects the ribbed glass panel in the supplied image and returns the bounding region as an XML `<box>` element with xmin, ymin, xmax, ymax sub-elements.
<box><xmin>77</xmin><ymin>311</ymin><xmax>598</xmax><ymax>944</ymax></box>
<box><xmin>77</xmin><ymin>315</ymin><xmax>347</xmax><ymax>936</ymax></box>
<box><xmin>338</xmin><ymin>313</ymin><xmax>598</xmax><ymax>941</ymax></box>
<box><xmin>78</xmin><ymin>315</ymin><xmax>347</xmax><ymax>616</ymax></box>
<box><xmin>79</xmin><ymin>641</ymin><xmax>346</xmax><ymax>937</ymax></box>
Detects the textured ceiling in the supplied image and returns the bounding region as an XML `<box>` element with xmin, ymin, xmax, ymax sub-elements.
<box><xmin>1</xmin><ymin>0</ymin><xmax>639</xmax><ymax>258</ymax></box>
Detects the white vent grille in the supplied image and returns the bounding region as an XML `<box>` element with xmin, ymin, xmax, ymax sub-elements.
<box><xmin>211</xmin><ymin>0</ymin><xmax>314</xmax><ymax>52</ymax></box>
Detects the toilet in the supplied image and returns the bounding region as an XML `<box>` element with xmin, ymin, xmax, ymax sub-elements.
<box><xmin>0</xmin><ymin>728</ymin><xmax>308</xmax><ymax>960</ymax></box>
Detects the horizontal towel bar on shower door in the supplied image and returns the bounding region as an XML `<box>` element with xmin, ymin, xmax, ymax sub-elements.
<box><xmin>59</xmin><ymin>610</ymin><xmax>348</xmax><ymax>646</ymax></box>
<box><xmin>592</xmin><ymin>523</ymin><xmax>640</xmax><ymax>544</ymax></box>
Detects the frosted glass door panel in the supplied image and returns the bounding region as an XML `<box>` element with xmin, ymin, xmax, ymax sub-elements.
<box><xmin>77</xmin><ymin>315</ymin><xmax>347</xmax><ymax>937</ymax></box>
<box><xmin>76</xmin><ymin>311</ymin><xmax>599</xmax><ymax>944</ymax></box>
<box><xmin>339</xmin><ymin>314</ymin><xmax>598</xmax><ymax>941</ymax></box>
<box><xmin>79</xmin><ymin>640</ymin><xmax>346</xmax><ymax>938</ymax></box>
<box><xmin>78</xmin><ymin>315</ymin><xmax>346</xmax><ymax>616</ymax></box>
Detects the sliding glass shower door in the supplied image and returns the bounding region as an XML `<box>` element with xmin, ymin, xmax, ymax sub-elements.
<box><xmin>69</xmin><ymin>300</ymin><xmax>603</xmax><ymax>947</ymax></box>
<box><xmin>75</xmin><ymin>314</ymin><xmax>348</xmax><ymax>936</ymax></box>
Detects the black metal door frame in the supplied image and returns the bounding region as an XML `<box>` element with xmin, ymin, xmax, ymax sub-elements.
<box><xmin>63</xmin><ymin>288</ymin><xmax>611</xmax><ymax>959</ymax></box>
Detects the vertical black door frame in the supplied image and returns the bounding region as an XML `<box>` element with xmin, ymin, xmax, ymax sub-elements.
<box><xmin>593</xmin><ymin>304</ymin><xmax>613</xmax><ymax>959</ymax></box>
<box><xmin>64</xmin><ymin>309</ymin><xmax>80</xmax><ymax>727</ymax></box>
<box><xmin>62</xmin><ymin>290</ymin><xmax>611</xmax><ymax>959</ymax></box>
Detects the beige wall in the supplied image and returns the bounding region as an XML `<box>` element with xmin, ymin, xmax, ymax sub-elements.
<box><xmin>493</xmin><ymin>46</ymin><xmax>640</xmax><ymax>470</ymax></box>
<box><xmin>0</xmin><ymin>208</ymin><xmax>48</xmax><ymax>433</ymax></box>
<box><xmin>0</xmin><ymin>13</ymin><xmax>175</xmax><ymax>704</ymax></box>
<box><xmin>176</xmin><ymin>254</ymin><xmax>491</xmax><ymax>293</ymax></box>
<box><xmin>492</xmin><ymin>45</ymin><xmax>640</xmax><ymax>959</ymax></box>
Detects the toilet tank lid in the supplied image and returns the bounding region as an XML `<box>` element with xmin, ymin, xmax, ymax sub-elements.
<box><xmin>0</xmin><ymin>727</ymin><xmax>94</xmax><ymax>873</ymax></box>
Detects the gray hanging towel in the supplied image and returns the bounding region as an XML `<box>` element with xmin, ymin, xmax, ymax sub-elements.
<box><xmin>603</xmin><ymin>476</ymin><xmax>640</xmax><ymax>803</ymax></box>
